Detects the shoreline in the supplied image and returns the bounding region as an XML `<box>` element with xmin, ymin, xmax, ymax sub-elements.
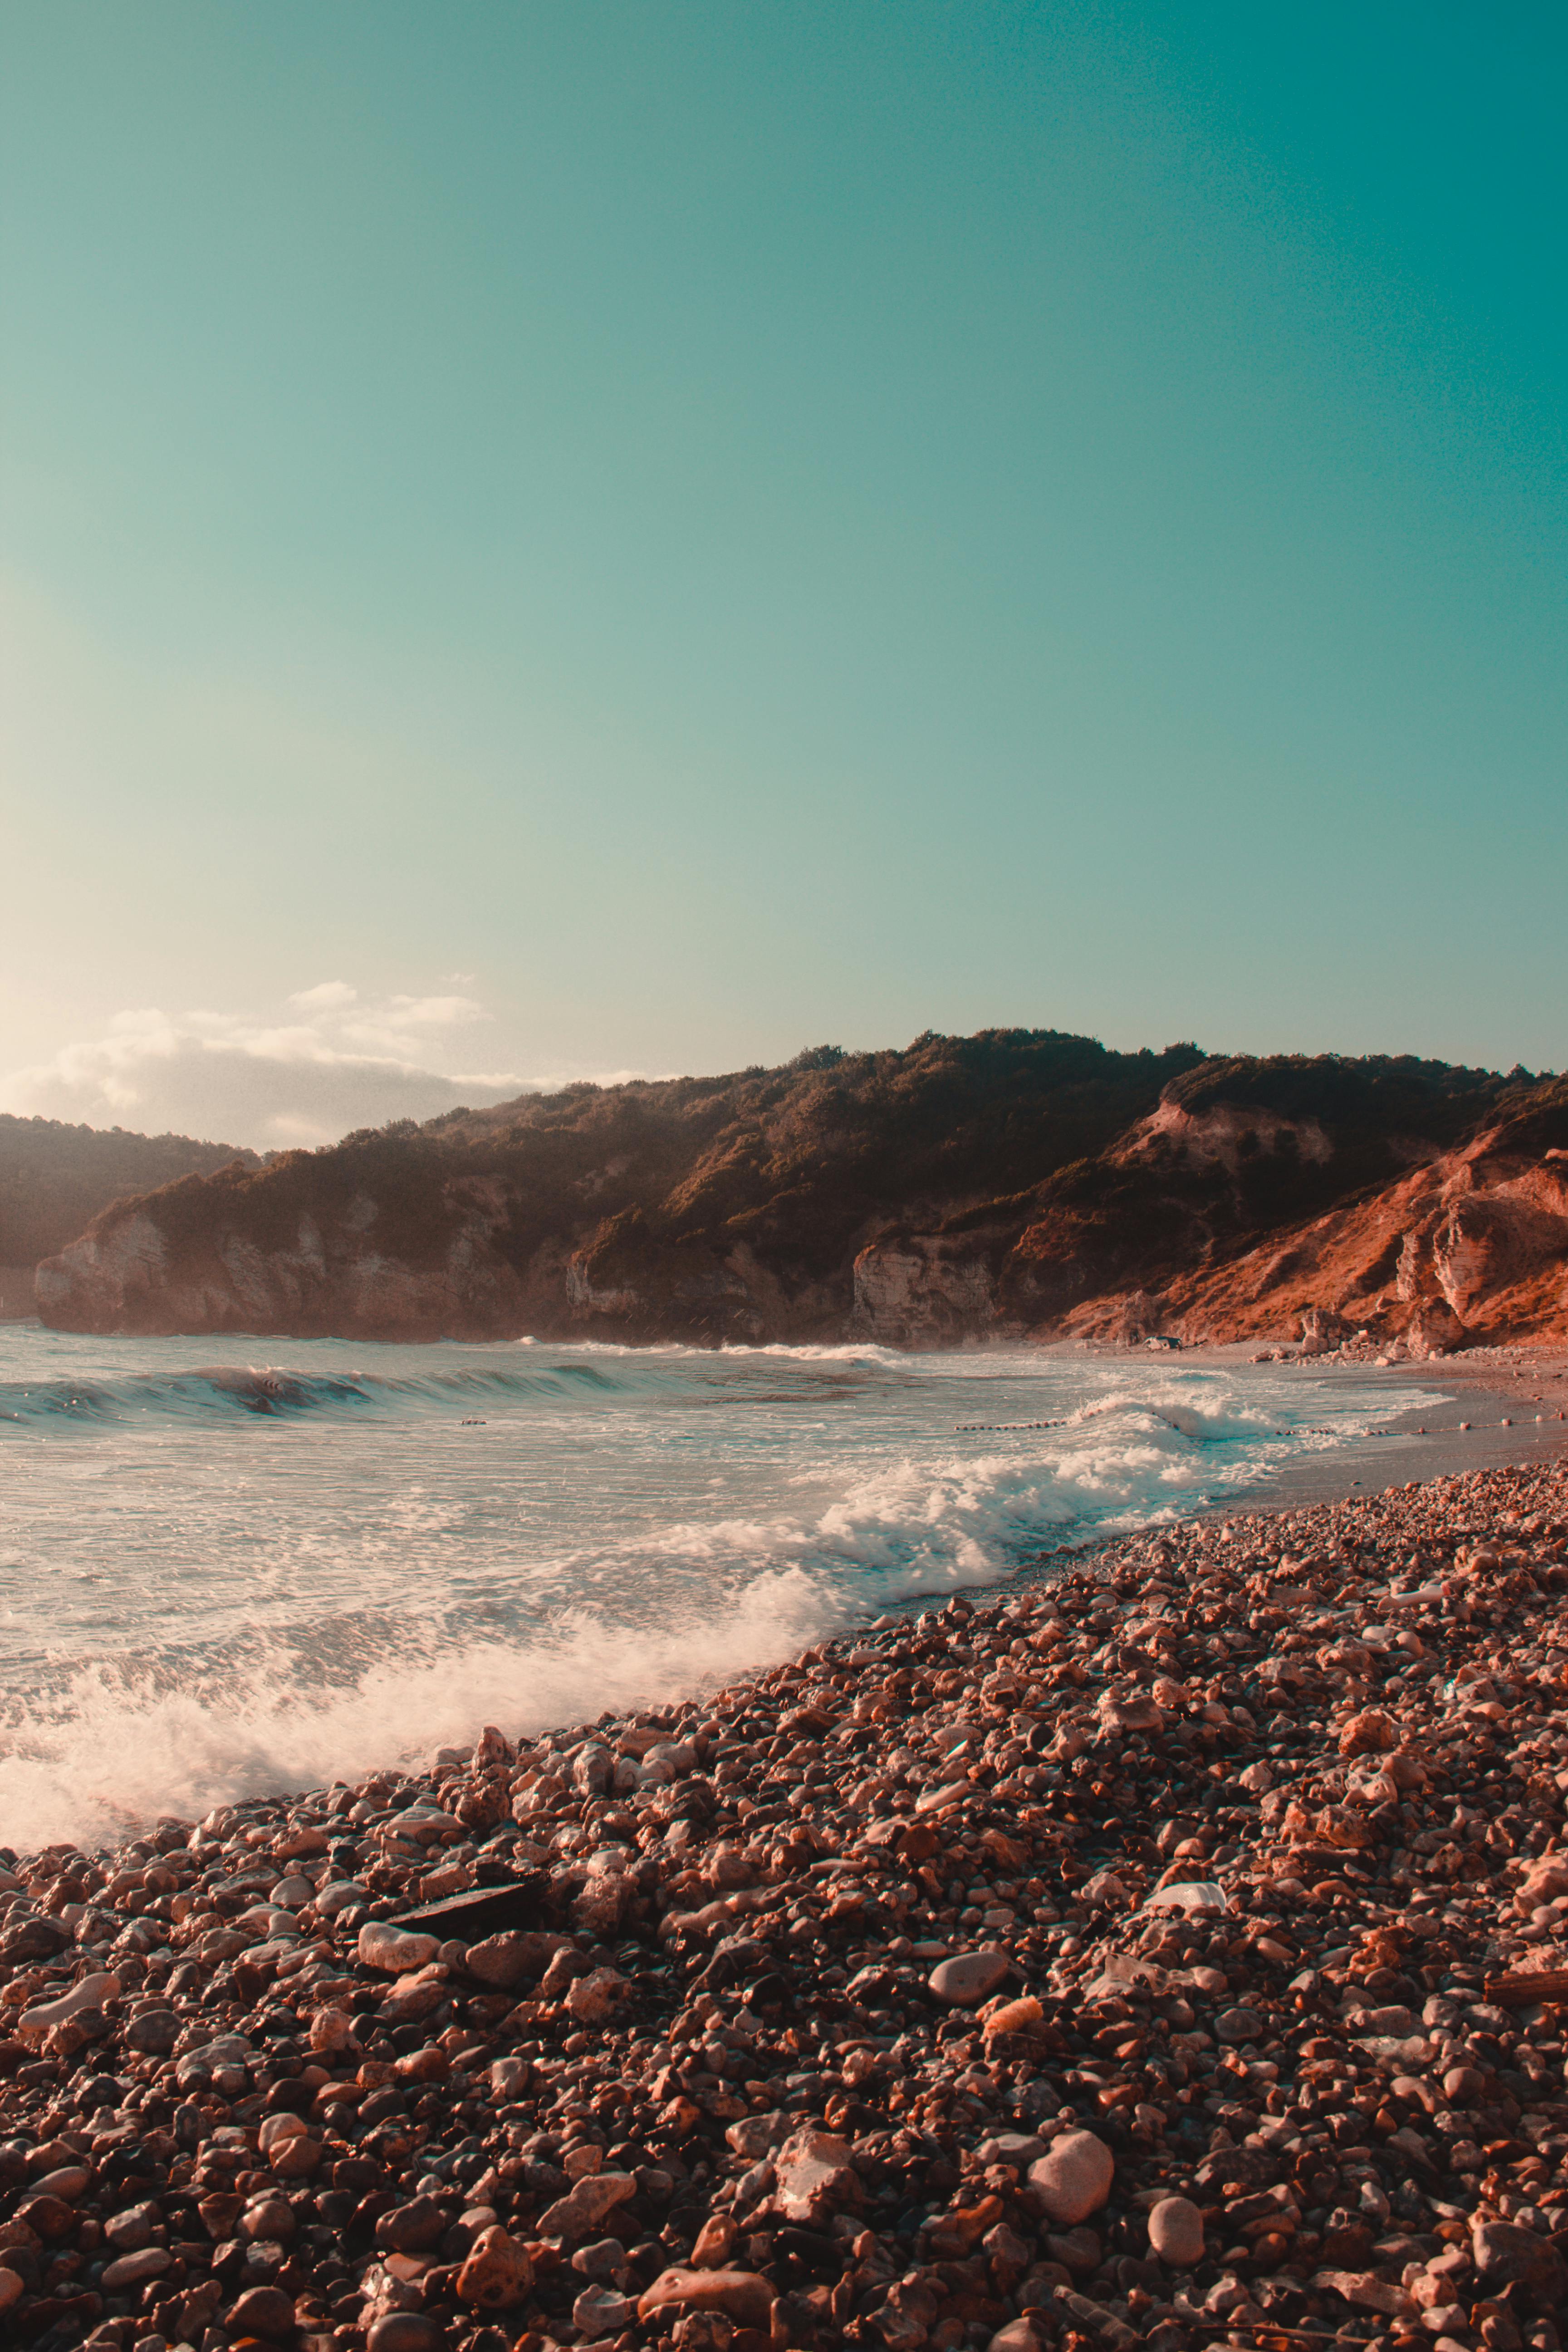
<box><xmin>3</xmin><ymin>1336</ymin><xmax>1568</xmax><ymax>1862</ymax></box>
<box><xmin>1122</xmin><ymin>1346</ymin><xmax>1568</xmax><ymax>1516</ymax></box>
<box><xmin>3</xmin><ymin>1451</ymin><xmax>1568</xmax><ymax>2352</ymax></box>
<box><xmin>1</xmin><ymin>1347</ymin><xmax>1564</xmax><ymax>1849</ymax></box>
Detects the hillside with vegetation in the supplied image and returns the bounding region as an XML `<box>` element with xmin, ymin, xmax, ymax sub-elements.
<box><xmin>28</xmin><ymin>1034</ymin><xmax>1568</xmax><ymax>1353</ymax></box>
<box><xmin>0</xmin><ymin>1114</ymin><xmax>259</xmax><ymax>1285</ymax></box>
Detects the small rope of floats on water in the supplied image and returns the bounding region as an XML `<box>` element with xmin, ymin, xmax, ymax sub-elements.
<box><xmin>953</xmin><ymin>1419</ymin><xmax>1411</xmax><ymax>1437</ymax></box>
<box><xmin>954</xmin><ymin>1419</ymin><xmax>1068</xmax><ymax>1431</ymax></box>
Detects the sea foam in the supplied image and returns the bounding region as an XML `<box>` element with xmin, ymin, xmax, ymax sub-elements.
<box><xmin>0</xmin><ymin>1329</ymin><xmax>1435</xmax><ymax>1850</ymax></box>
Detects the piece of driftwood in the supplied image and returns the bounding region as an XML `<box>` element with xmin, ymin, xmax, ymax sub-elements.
<box><xmin>394</xmin><ymin>1878</ymin><xmax>542</xmax><ymax>1939</ymax></box>
<box><xmin>1484</xmin><ymin>1968</ymin><xmax>1568</xmax><ymax>2005</ymax></box>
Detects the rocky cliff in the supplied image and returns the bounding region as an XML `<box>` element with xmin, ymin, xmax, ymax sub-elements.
<box><xmin>850</xmin><ymin>1056</ymin><xmax>1568</xmax><ymax>1355</ymax></box>
<box><xmin>1079</xmin><ymin>1075</ymin><xmax>1568</xmax><ymax>1355</ymax></box>
<box><xmin>32</xmin><ymin>1034</ymin><xmax>1568</xmax><ymax>1353</ymax></box>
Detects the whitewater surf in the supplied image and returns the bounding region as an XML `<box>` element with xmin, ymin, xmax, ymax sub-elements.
<box><xmin>0</xmin><ymin>1328</ymin><xmax>1437</xmax><ymax>1850</ymax></box>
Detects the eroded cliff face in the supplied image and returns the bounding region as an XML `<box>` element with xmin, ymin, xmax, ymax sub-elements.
<box><xmin>35</xmin><ymin>1177</ymin><xmax>532</xmax><ymax>1342</ymax></box>
<box><xmin>36</xmin><ymin>1032</ymin><xmax>1201</xmax><ymax>1343</ymax></box>
<box><xmin>32</xmin><ymin>1037</ymin><xmax>1568</xmax><ymax>1352</ymax></box>
<box><xmin>1086</xmin><ymin>1092</ymin><xmax>1568</xmax><ymax>1355</ymax></box>
<box><xmin>847</xmin><ymin>1063</ymin><xmax>1568</xmax><ymax>1356</ymax></box>
<box><xmin>850</xmin><ymin>1231</ymin><xmax>1002</xmax><ymax>1347</ymax></box>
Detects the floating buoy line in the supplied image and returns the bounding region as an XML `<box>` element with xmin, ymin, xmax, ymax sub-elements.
<box><xmin>954</xmin><ymin>1419</ymin><xmax>1069</xmax><ymax>1431</ymax></box>
<box><xmin>954</xmin><ymin>1419</ymin><xmax>1410</xmax><ymax>1438</ymax></box>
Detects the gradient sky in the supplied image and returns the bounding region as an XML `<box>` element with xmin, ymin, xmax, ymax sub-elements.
<box><xmin>2</xmin><ymin>3</ymin><xmax>1565</xmax><ymax>1146</ymax></box>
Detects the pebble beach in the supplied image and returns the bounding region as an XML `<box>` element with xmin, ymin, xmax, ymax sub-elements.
<box><xmin>4</xmin><ymin>1449</ymin><xmax>1568</xmax><ymax>2352</ymax></box>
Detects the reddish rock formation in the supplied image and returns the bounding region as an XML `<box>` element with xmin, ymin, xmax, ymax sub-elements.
<box><xmin>1078</xmin><ymin>1078</ymin><xmax>1568</xmax><ymax>1354</ymax></box>
<box><xmin>854</xmin><ymin>1059</ymin><xmax>1568</xmax><ymax>1356</ymax></box>
<box><xmin>31</xmin><ymin>1038</ymin><xmax>1568</xmax><ymax>1352</ymax></box>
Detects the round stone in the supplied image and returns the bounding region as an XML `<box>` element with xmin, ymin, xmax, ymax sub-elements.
<box><xmin>1214</xmin><ymin>2005</ymin><xmax>1264</xmax><ymax>2043</ymax></box>
<box><xmin>987</xmin><ymin>2324</ymin><xmax>1042</xmax><ymax>2352</ymax></box>
<box><xmin>367</xmin><ymin>2320</ymin><xmax>441</xmax><ymax>2352</ymax></box>
<box><xmin>357</xmin><ymin>1918</ymin><xmax>440</xmax><ymax>1973</ymax></box>
<box><xmin>100</xmin><ymin>2246</ymin><xmax>174</xmax><ymax>2291</ymax></box>
<box><xmin>240</xmin><ymin>2198</ymin><xmax>295</xmax><ymax>2244</ymax></box>
<box><xmin>927</xmin><ymin>1949</ymin><xmax>1010</xmax><ymax>2006</ymax></box>
<box><xmin>574</xmin><ymin>2284</ymin><xmax>637</xmax><ymax>2339</ymax></box>
<box><xmin>1471</xmin><ymin>2220</ymin><xmax>1568</xmax><ymax>2300</ymax></box>
<box><xmin>1026</xmin><ymin>2130</ymin><xmax>1115</xmax><ymax>2225</ymax></box>
<box><xmin>637</xmin><ymin>2267</ymin><xmax>777</xmax><ymax>2330</ymax></box>
<box><xmin>1147</xmin><ymin>2195</ymin><xmax>1205</xmax><ymax>2267</ymax></box>
<box><xmin>227</xmin><ymin>2286</ymin><xmax>297</xmax><ymax>2341</ymax></box>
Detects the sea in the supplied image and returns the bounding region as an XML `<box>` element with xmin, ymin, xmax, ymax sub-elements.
<box><xmin>0</xmin><ymin>1327</ymin><xmax>1437</xmax><ymax>1855</ymax></box>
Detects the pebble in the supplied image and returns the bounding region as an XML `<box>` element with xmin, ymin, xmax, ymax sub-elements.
<box><xmin>1146</xmin><ymin>2193</ymin><xmax>1205</xmax><ymax>2266</ymax></box>
<box><xmin>536</xmin><ymin>2169</ymin><xmax>637</xmax><ymax>2240</ymax></box>
<box><xmin>15</xmin><ymin>1968</ymin><xmax>119</xmax><ymax>2046</ymax></box>
<box><xmin>357</xmin><ymin>1919</ymin><xmax>441</xmax><ymax>1972</ymax></box>
<box><xmin>1028</xmin><ymin>2128</ymin><xmax>1117</xmax><ymax>2224</ymax></box>
<box><xmin>927</xmin><ymin>1947</ymin><xmax>1010</xmax><ymax>2004</ymax></box>
<box><xmin>365</xmin><ymin>2319</ymin><xmax>440</xmax><ymax>2352</ymax></box>
<box><xmin>103</xmin><ymin>2196</ymin><xmax>162</xmax><ymax>2249</ymax></box>
<box><xmin>454</xmin><ymin>2222</ymin><xmax>534</xmax><ymax>2308</ymax></box>
<box><xmin>639</xmin><ymin>2264</ymin><xmax>778</xmax><ymax>2327</ymax></box>
<box><xmin>773</xmin><ymin>2126</ymin><xmax>861</xmax><ymax>2223</ymax></box>
<box><xmin>573</xmin><ymin>2280</ymin><xmax>637</xmax><ymax>2336</ymax></box>
<box><xmin>5</xmin><ymin>1455</ymin><xmax>1568</xmax><ymax>2352</ymax></box>
<box><xmin>228</xmin><ymin>2283</ymin><xmax>297</xmax><ymax>2338</ymax></box>
<box><xmin>99</xmin><ymin>2245</ymin><xmax>173</xmax><ymax>2289</ymax></box>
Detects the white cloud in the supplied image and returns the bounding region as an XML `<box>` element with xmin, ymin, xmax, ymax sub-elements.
<box><xmin>288</xmin><ymin>980</ymin><xmax>360</xmax><ymax>1014</ymax></box>
<box><xmin>0</xmin><ymin>987</ymin><xmax>529</xmax><ymax>1150</ymax></box>
<box><xmin>338</xmin><ymin>994</ymin><xmax>489</xmax><ymax>1057</ymax></box>
<box><xmin>391</xmin><ymin>995</ymin><xmax>483</xmax><ymax>1024</ymax></box>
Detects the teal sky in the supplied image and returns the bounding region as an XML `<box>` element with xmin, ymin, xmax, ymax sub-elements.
<box><xmin>2</xmin><ymin>3</ymin><xmax>1565</xmax><ymax>1145</ymax></box>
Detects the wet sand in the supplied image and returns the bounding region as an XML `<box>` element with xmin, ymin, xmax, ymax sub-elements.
<box><xmin>1149</xmin><ymin>1345</ymin><xmax>1568</xmax><ymax>1515</ymax></box>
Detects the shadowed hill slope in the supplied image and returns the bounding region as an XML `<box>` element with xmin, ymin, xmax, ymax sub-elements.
<box><xmin>0</xmin><ymin>1114</ymin><xmax>260</xmax><ymax>1278</ymax></box>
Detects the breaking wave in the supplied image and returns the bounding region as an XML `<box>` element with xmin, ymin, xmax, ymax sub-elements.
<box><xmin>0</xmin><ymin>1351</ymin><xmax>706</xmax><ymax>1428</ymax></box>
<box><xmin>0</xmin><ymin>1329</ymin><xmax>1439</xmax><ymax>1851</ymax></box>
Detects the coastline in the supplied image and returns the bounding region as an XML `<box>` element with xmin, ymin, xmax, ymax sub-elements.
<box><xmin>1133</xmin><ymin>1344</ymin><xmax>1568</xmax><ymax>1516</ymax></box>
<box><xmin>3</xmin><ymin>1440</ymin><xmax>1568</xmax><ymax>2352</ymax></box>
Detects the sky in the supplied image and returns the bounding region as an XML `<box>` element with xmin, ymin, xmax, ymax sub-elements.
<box><xmin>2</xmin><ymin>3</ymin><xmax>1565</xmax><ymax>1148</ymax></box>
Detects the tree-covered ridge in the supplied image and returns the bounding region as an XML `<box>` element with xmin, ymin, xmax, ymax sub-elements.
<box><xmin>0</xmin><ymin>1114</ymin><xmax>259</xmax><ymax>1269</ymax></box>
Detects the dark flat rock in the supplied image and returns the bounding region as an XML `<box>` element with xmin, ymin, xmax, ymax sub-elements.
<box><xmin>394</xmin><ymin>1880</ymin><xmax>543</xmax><ymax>1940</ymax></box>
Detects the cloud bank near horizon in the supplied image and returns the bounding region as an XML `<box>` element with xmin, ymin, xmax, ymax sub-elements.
<box><xmin>0</xmin><ymin>985</ymin><xmax>588</xmax><ymax>1149</ymax></box>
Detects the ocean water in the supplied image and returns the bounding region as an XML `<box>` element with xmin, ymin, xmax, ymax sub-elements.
<box><xmin>0</xmin><ymin>1328</ymin><xmax>1433</xmax><ymax>1853</ymax></box>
